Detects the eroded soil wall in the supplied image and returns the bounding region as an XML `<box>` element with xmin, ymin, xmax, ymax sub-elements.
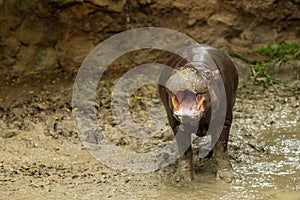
<box><xmin>1</xmin><ymin>0</ymin><xmax>299</xmax><ymax>73</ymax></box>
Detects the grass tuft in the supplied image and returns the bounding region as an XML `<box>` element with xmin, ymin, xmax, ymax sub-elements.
<box><xmin>250</xmin><ymin>40</ymin><xmax>300</xmax><ymax>85</ymax></box>
<box><xmin>253</xmin><ymin>41</ymin><xmax>300</xmax><ymax>61</ymax></box>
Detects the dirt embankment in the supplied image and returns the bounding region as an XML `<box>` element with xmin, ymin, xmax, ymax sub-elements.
<box><xmin>1</xmin><ymin>0</ymin><xmax>299</xmax><ymax>74</ymax></box>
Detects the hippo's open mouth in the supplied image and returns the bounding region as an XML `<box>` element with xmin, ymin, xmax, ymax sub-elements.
<box><xmin>171</xmin><ymin>89</ymin><xmax>206</xmax><ymax>123</ymax></box>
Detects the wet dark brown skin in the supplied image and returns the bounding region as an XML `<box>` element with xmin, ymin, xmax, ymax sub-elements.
<box><xmin>158</xmin><ymin>45</ymin><xmax>238</xmax><ymax>182</ymax></box>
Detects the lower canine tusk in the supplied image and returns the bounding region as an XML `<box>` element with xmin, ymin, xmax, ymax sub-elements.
<box><xmin>197</xmin><ymin>96</ymin><xmax>204</xmax><ymax>110</ymax></box>
<box><xmin>171</xmin><ymin>96</ymin><xmax>180</xmax><ymax>111</ymax></box>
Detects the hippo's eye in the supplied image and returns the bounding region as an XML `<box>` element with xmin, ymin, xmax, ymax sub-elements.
<box><xmin>202</xmin><ymin>70</ymin><xmax>211</xmax><ymax>80</ymax></box>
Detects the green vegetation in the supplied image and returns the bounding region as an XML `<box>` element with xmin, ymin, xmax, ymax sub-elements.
<box><xmin>253</xmin><ymin>41</ymin><xmax>300</xmax><ymax>61</ymax></box>
<box><xmin>223</xmin><ymin>40</ymin><xmax>299</xmax><ymax>86</ymax></box>
<box><xmin>251</xmin><ymin>62</ymin><xmax>280</xmax><ymax>85</ymax></box>
<box><xmin>224</xmin><ymin>40</ymin><xmax>298</xmax><ymax>86</ymax></box>
<box><xmin>250</xmin><ymin>40</ymin><xmax>299</xmax><ymax>85</ymax></box>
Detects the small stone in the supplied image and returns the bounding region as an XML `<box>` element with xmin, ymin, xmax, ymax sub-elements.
<box><xmin>188</xmin><ymin>18</ymin><xmax>197</xmax><ymax>26</ymax></box>
<box><xmin>0</xmin><ymin>130</ymin><xmax>17</xmax><ymax>139</ymax></box>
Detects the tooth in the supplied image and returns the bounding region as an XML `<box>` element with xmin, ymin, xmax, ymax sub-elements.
<box><xmin>171</xmin><ymin>96</ymin><xmax>180</xmax><ymax>111</ymax></box>
<box><xmin>197</xmin><ymin>96</ymin><xmax>204</xmax><ymax>110</ymax></box>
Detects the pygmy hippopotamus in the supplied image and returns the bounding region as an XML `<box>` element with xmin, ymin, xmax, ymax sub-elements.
<box><xmin>158</xmin><ymin>44</ymin><xmax>238</xmax><ymax>182</ymax></box>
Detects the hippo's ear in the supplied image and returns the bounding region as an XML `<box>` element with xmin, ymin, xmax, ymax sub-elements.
<box><xmin>211</xmin><ymin>70</ymin><xmax>220</xmax><ymax>80</ymax></box>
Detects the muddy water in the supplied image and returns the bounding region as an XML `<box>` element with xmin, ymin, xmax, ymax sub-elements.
<box><xmin>163</xmin><ymin>130</ymin><xmax>299</xmax><ymax>200</ymax></box>
<box><xmin>230</xmin><ymin>126</ymin><xmax>300</xmax><ymax>200</ymax></box>
<box><xmin>101</xmin><ymin>127</ymin><xmax>300</xmax><ymax>200</ymax></box>
<box><xmin>91</xmin><ymin>126</ymin><xmax>300</xmax><ymax>200</ymax></box>
<box><xmin>80</xmin><ymin>80</ymin><xmax>300</xmax><ymax>200</ymax></box>
<box><xmin>0</xmin><ymin>72</ymin><xmax>299</xmax><ymax>199</ymax></box>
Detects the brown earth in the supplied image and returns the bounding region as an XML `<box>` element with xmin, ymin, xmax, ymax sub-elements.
<box><xmin>1</xmin><ymin>0</ymin><xmax>299</xmax><ymax>74</ymax></box>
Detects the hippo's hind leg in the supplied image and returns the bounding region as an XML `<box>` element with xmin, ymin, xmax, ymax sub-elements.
<box><xmin>213</xmin><ymin>116</ymin><xmax>234</xmax><ymax>182</ymax></box>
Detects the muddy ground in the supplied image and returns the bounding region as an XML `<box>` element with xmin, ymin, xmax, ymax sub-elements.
<box><xmin>0</xmin><ymin>62</ymin><xmax>299</xmax><ymax>199</ymax></box>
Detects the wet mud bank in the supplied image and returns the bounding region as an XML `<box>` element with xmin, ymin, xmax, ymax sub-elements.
<box><xmin>0</xmin><ymin>67</ymin><xmax>299</xmax><ymax>199</ymax></box>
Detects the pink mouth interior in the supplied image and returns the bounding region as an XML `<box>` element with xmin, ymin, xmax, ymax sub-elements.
<box><xmin>173</xmin><ymin>90</ymin><xmax>205</xmax><ymax>113</ymax></box>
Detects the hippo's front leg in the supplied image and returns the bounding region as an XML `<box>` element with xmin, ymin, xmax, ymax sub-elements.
<box><xmin>174</xmin><ymin>125</ymin><xmax>194</xmax><ymax>182</ymax></box>
<box><xmin>213</xmin><ymin>117</ymin><xmax>234</xmax><ymax>182</ymax></box>
<box><xmin>175</xmin><ymin>147</ymin><xmax>194</xmax><ymax>182</ymax></box>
